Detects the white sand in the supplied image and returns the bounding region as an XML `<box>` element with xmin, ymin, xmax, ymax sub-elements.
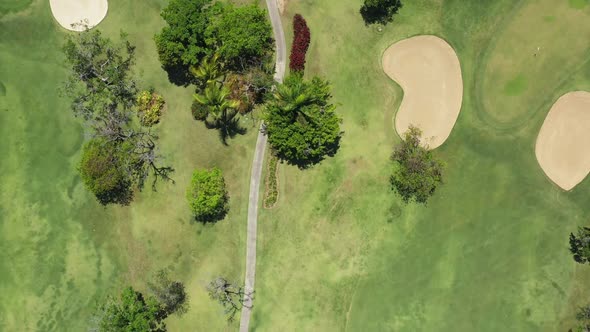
<box><xmin>382</xmin><ymin>35</ymin><xmax>464</xmax><ymax>149</ymax></box>
<box><xmin>49</xmin><ymin>0</ymin><xmax>108</xmax><ymax>32</ymax></box>
<box><xmin>535</xmin><ymin>91</ymin><xmax>590</xmax><ymax>190</ymax></box>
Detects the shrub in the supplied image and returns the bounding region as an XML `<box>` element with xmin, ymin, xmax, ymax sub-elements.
<box><xmin>79</xmin><ymin>138</ymin><xmax>133</xmax><ymax>205</ymax></box>
<box><xmin>137</xmin><ymin>90</ymin><xmax>165</xmax><ymax>126</ymax></box>
<box><xmin>390</xmin><ymin>126</ymin><xmax>444</xmax><ymax>204</ymax></box>
<box><xmin>289</xmin><ymin>14</ymin><xmax>311</xmax><ymax>72</ymax></box>
<box><xmin>186</xmin><ymin>167</ymin><xmax>229</xmax><ymax>222</ymax></box>
<box><xmin>191</xmin><ymin>99</ymin><xmax>208</xmax><ymax>120</ymax></box>
<box><xmin>263</xmin><ymin>155</ymin><xmax>279</xmax><ymax>208</ymax></box>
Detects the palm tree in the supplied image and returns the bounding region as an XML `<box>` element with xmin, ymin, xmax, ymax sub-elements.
<box><xmin>271</xmin><ymin>74</ymin><xmax>330</xmax><ymax>125</ymax></box>
<box><xmin>189</xmin><ymin>53</ymin><xmax>224</xmax><ymax>88</ymax></box>
<box><xmin>193</xmin><ymin>83</ymin><xmax>240</xmax><ymax>139</ymax></box>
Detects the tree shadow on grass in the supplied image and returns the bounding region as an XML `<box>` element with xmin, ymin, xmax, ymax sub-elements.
<box><xmin>163</xmin><ymin>65</ymin><xmax>194</xmax><ymax>87</ymax></box>
<box><xmin>204</xmin><ymin>117</ymin><xmax>247</xmax><ymax>146</ymax></box>
<box><xmin>276</xmin><ymin>135</ymin><xmax>342</xmax><ymax>170</ymax></box>
<box><xmin>192</xmin><ymin>208</ymin><xmax>228</xmax><ymax>224</ymax></box>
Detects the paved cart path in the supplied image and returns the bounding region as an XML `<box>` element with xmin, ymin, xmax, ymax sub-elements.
<box><xmin>239</xmin><ymin>0</ymin><xmax>286</xmax><ymax>331</ymax></box>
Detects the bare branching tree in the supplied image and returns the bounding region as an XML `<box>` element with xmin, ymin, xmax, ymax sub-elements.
<box><xmin>206</xmin><ymin>277</ymin><xmax>252</xmax><ymax>323</ymax></box>
<box><xmin>61</xmin><ymin>29</ymin><xmax>174</xmax><ymax>203</ymax></box>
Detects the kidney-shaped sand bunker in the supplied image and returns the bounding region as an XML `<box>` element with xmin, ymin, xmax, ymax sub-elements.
<box><xmin>536</xmin><ymin>91</ymin><xmax>590</xmax><ymax>191</ymax></box>
<box><xmin>383</xmin><ymin>35</ymin><xmax>463</xmax><ymax>149</ymax></box>
<box><xmin>49</xmin><ymin>0</ymin><xmax>108</xmax><ymax>32</ymax></box>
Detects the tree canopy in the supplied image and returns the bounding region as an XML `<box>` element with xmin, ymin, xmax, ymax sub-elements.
<box><xmin>147</xmin><ymin>270</ymin><xmax>189</xmax><ymax>316</ymax></box>
<box><xmin>390</xmin><ymin>126</ymin><xmax>444</xmax><ymax>204</ymax></box>
<box><xmin>205</xmin><ymin>4</ymin><xmax>273</xmax><ymax>69</ymax></box>
<box><xmin>186</xmin><ymin>167</ymin><xmax>229</xmax><ymax>222</ymax></box>
<box><xmin>92</xmin><ymin>287</ymin><xmax>166</xmax><ymax>332</ymax></box>
<box><xmin>154</xmin><ymin>0</ymin><xmax>215</xmax><ymax>69</ymax></box>
<box><xmin>155</xmin><ymin>0</ymin><xmax>273</xmax><ymax>83</ymax></box>
<box><xmin>360</xmin><ymin>0</ymin><xmax>403</xmax><ymax>26</ymax></box>
<box><xmin>264</xmin><ymin>74</ymin><xmax>342</xmax><ymax>168</ymax></box>
<box><xmin>570</xmin><ymin>226</ymin><xmax>590</xmax><ymax>264</ymax></box>
<box><xmin>79</xmin><ymin>138</ymin><xmax>133</xmax><ymax>205</ymax></box>
<box><xmin>63</xmin><ymin>30</ymin><xmax>173</xmax><ymax>206</ymax></box>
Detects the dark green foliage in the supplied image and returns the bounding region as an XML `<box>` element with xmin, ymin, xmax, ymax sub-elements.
<box><xmin>569</xmin><ymin>304</ymin><xmax>590</xmax><ymax>332</ymax></box>
<box><xmin>570</xmin><ymin>226</ymin><xmax>590</xmax><ymax>264</ymax></box>
<box><xmin>390</xmin><ymin>126</ymin><xmax>444</xmax><ymax>204</ymax></box>
<box><xmin>148</xmin><ymin>270</ymin><xmax>189</xmax><ymax>316</ymax></box>
<box><xmin>264</xmin><ymin>74</ymin><xmax>342</xmax><ymax>168</ymax></box>
<box><xmin>205</xmin><ymin>4</ymin><xmax>273</xmax><ymax>69</ymax></box>
<box><xmin>155</xmin><ymin>0</ymin><xmax>273</xmax><ymax>84</ymax></box>
<box><xmin>360</xmin><ymin>0</ymin><xmax>403</xmax><ymax>26</ymax></box>
<box><xmin>191</xmin><ymin>100</ymin><xmax>208</xmax><ymax>121</ymax></box>
<box><xmin>79</xmin><ymin>139</ymin><xmax>133</xmax><ymax>205</ymax></box>
<box><xmin>154</xmin><ymin>0</ymin><xmax>215</xmax><ymax>69</ymax></box>
<box><xmin>186</xmin><ymin>167</ymin><xmax>229</xmax><ymax>222</ymax></box>
<box><xmin>92</xmin><ymin>287</ymin><xmax>166</xmax><ymax>332</ymax></box>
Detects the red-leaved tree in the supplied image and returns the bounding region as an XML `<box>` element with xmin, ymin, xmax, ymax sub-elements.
<box><xmin>289</xmin><ymin>14</ymin><xmax>311</xmax><ymax>72</ymax></box>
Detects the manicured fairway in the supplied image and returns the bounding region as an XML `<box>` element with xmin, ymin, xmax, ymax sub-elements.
<box><xmin>0</xmin><ymin>0</ymin><xmax>257</xmax><ymax>330</ymax></box>
<box><xmin>253</xmin><ymin>0</ymin><xmax>590</xmax><ymax>331</ymax></box>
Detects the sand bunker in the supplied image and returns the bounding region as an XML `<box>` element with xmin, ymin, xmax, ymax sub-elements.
<box><xmin>49</xmin><ymin>0</ymin><xmax>108</xmax><ymax>31</ymax></box>
<box><xmin>383</xmin><ymin>35</ymin><xmax>463</xmax><ymax>149</ymax></box>
<box><xmin>535</xmin><ymin>91</ymin><xmax>590</xmax><ymax>190</ymax></box>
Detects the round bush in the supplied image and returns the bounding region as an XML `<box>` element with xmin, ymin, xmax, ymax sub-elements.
<box><xmin>186</xmin><ymin>167</ymin><xmax>229</xmax><ymax>222</ymax></box>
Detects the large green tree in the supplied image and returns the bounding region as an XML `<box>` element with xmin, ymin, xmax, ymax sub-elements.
<box><xmin>155</xmin><ymin>0</ymin><xmax>273</xmax><ymax>83</ymax></box>
<box><xmin>360</xmin><ymin>0</ymin><xmax>403</xmax><ymax>26</ymax></box>
<box><xmin>154</xmin><ymin>0</ymin><xmax>215</xmax><ymax>69</ymax></box>
<box><xmin>92</xmin><ymin>287</ymin><xmax>166</xmax><ymax>332</ymax></box>
<box><xmin>186</xmin><ymin>167</ymin><xmax>229</xmax><ymax>222</ymax></box>
<box><xmin>264</xmin><ymin>74</ymin><xmax>342</xmax><ymax>167</ymax></box>
<box><xmin>570</xmin><ymin>226</ymin><xmax>590</xmax><ymax>264</ymax></box>
<box><xmin>205</xmin><ymin>4</ymin><xmax>273</xmax><ymax>69</ymax></box>
<box><xmin>79</xmin><ymin>138</ymin><xmax>133</xmax><ymax>206</ymax></box>
<box><xmin>390</xmin><ymin>126</ymin><xmax>444</xmax><ymax>204</ymax></box>
<box><xmin>147</xmin><ymin>270</ymin><xmax>189</xmax><ymax>316</ymax></box>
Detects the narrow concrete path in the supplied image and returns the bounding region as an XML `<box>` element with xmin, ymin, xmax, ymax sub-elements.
<box><xmin>239</xmin><ymin>0</ymin><xmax>286</xmax><ymax>331</ymax></box>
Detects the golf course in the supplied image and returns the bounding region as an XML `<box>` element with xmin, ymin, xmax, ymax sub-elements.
<box><xmin>2</xmin><ymin>0</ymin><xmax>590</xmax><ymax>331</ymax></box>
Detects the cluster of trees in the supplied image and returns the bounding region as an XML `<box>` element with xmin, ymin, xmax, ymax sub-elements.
<box><xmin>91</xmin><ymin>270</ymin><xmax>188</xmax><ymax>331</ymax></box>
<box><xmin>264</xmin><ymin>74</ymin><xmax>342</xmax><ymax>168</ymax></box>
<box><xmin>62</xmin><ymin>30</ymin><xmax>173</xmax><ymax>206</ymax></box>
<box><xmin>360</xmin><ymin>0</ymin><xmax>403</xmax><ymax>26</ymax></box>
<box><xmin>156</xmin><ymin>0</ymin><xmax>275</xmax><ymax>143</ymax></box>
<box><xmin>155</xmin><ymin>0</ymin><xmax>274</xmax><ymax>84</ymax></box>
<box><xmin>390</xmin><ymin>126</ymin><xmax>444</xmax><ymax>204</ymax></box>
<box><xmin>90</xmin><ymin>273</ymin><xmax>248</xmax><ymax>330</ymax></box>
<box><xmin>186</xmin><ymin>167</ymin><xmax>229</xmax><ymax>222</ymax></box>
<box><xmin>289</xmin><ymin>14</ymin><xmax>311</xmax><ymax>72</ymax></box>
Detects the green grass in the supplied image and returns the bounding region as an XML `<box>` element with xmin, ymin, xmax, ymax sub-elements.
<box><xmin>569</xmin><ymin>0</ymin><xmax>590</xmax><ymax>10</ymax></box>
<box><xmin>0</xmin><ymin>0</ymin><xmax>258</xmax><ymax>330</ymax></box>
<box><xmin>253</xmin><ymin>0</ymin><xmax>590</xmax><ymax>331</ymax></box>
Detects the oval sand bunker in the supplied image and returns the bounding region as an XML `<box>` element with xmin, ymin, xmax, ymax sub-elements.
<box><xmin>536</xmin><ymin>91</ymin><xmax>590</xmax><ymax>190</ymax></box>
<box><xmin>383</xmin><ymin>35</ymin><xmax>463</xmax><ymax>149</ymax></box>
<box><xmin>50</xmin><ymin>0</ymin><xmax>108</xmax><ymax>32</ymax></box>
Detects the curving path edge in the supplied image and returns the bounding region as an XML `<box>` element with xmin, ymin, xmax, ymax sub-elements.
<box><xmin>239</xmin><ymin>0</ymin><xmax>286</xmax><ymax>331</ymax></box>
